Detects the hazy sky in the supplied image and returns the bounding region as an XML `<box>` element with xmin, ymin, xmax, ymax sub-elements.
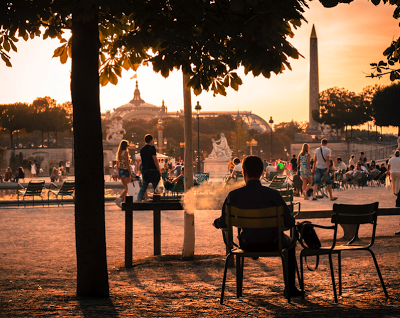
<box><xmin>0</xmin><ymin>1</ymin><xmax>399</xmax><ymax>130</ymax></box>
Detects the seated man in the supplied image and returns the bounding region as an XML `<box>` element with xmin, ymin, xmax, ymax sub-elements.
<box><xmin>164</xmin><ymin>166</ymin><xmax>184</xmax><ymax>191</ymax></box>
<box><xmin>213</xmin><ymin>155</ymin><xmax>301</xmax><ymax>297</ymax></box>
<box><xmin>225</xmin><ymin>158</ymin><xmax>242</xmax><ymax>184</ymax></box>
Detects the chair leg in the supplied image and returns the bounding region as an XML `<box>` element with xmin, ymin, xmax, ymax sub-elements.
<box><xmin>328</xmin><ymin>253</ymin><xmax>338</xmax><ymax>303</ymax></box>
<box><xmin>220</xmin><ymin>254</ymin><xmax>232</xmax><ymax>304</ymax></box>
<box><xmin>281</xmin><ymin>253</ymin><xmax>291</xmax><ymax>303</ymax></box>
<box><xmin>295</xmin><ymin>257</ymin><xmax>301</xmax><ymax>288</ymax></box>
<box><xmin>338</xmin><ymin>252</ymin><xmax>342</xmax><ymax>295</ymax></box>
<box><xmin>236</xmin><ymin>256</ymin><xmax>243</xmax><ymax>298</ymax></box>
<box><xmin>300</xmin><ymin>254</ymin><xmax>305</xmax><ymax>299</ymax></box>
<box><xmin>367</xmin><ymin>249</ymin><xmax>389</xmax><ymax>298</ymax></box>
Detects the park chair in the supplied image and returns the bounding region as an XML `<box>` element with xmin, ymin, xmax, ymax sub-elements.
<box><xmin>220</xmin><ymin>205</ymin><xmax>298</xmax><ymax>304</ymax></box>
<box><xmin>298</xmin><ymin>202</ymin><xmax>388</xmax><ymax>303</ymax></box>
<box><xmin>268</xmin><ymin>176</ymin><xmax>286</xmax><ymax>190</ymax></box>
<box><xmin>343</xmin><ymin>172</ymin><xmax>362</xmax><ymax>189</ymax></box>
<box><xmin>169</xmin><ymin>177</ymin><xmax>184</xmax><ymax>195</ymax></box>
<box><xmin>367</xmin><ymin>170</ymin><xmax>380</xmax><ymax>186</ymax></box>
<box><xmin>194</xmin><ymin>172</ymin><xmax>209</xmax><ymax>186</ymax></box>
<box><xmin>268</xmin><ymin>171</ymin><xmax>278</xmax><ymax>181</ymax></box>
<box><xmin>374</xmin><ymin>171</ymin><xmax>386</xmax><ymax>186</ymax></box>
<box><xmin>17</xmin><ymin>180</ymin><xmax>45</xmax><ymax>207</ymax></box>
<box><xmin>48</xmin><ymin>180</ymin><xmax>75</xmax><ymax>206</ymax></box>
<box><xmin>279</xmin><ymin>189</ymin><xmax>300</xmax><ymax>217</ymax></box>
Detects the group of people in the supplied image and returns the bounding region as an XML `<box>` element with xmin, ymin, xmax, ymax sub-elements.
<box><xmin>115</xmin><ymin>134</ymin><xmax>163</xmax><ymax>207</ymax></box>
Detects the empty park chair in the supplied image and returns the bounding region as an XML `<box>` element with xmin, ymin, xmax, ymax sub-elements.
<box><xmin>279</xmin><ymin>189</ymin><xmax>300</xmax><ymax>217</ymax></box>
<box><xmin>48</xmin><ymin>180</ymin><xmax>75</xmax><ymax>206</ymax></box>
<box><xmin>220</xmin><ymin>205</ymin><xmax>298</xmax><ymax>304</ymax></box>
<box><xmin>268</xmin><ymin>176</ymin><xmax>286</xmax><ymax>190</ymax></box>
<box><xmin>298</xmin><ymin>202</ymin><xmax>388</xmax><ymax>303</ymax></box>
<box><xmin>17</xmin><ymin>180</ymin><xmax>45</xmax><ymax>207</ymax></box>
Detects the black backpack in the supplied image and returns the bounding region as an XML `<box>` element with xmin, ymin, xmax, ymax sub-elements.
<box><xmin>296</xmin><ymin>221</ymin><xmax>321</xmax><ymax>271</ymax></box>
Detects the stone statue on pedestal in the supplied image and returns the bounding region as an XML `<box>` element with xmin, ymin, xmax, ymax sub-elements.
<box><xmin>207</xmin><ymin>133</ymin><xmax>232</xmax><ymax>160</ymax></box>
<box><xmin>105</xmin><ymin>119</ymin><xmax>126</xmax><ymax>144</ymax></box>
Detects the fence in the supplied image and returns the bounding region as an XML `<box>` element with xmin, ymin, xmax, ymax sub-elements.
<box><xmin>336</xmin><ymin>143</ymin><xmax>398</xmax><ymax>164</ymax></box>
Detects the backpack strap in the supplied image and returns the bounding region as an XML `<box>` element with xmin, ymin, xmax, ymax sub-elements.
<box><xmin>320</xmin><ymin>147</ymin><xmax>326</xmax><ymax>162</ymax></box>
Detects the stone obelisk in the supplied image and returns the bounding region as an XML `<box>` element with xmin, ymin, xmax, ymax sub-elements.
<box><xmin>309</xmin><ymin>24</ymin><xmax>319</xmax><ymax>132</ymax></box>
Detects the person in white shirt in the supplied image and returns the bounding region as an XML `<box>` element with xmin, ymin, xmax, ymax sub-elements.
<box><xmin>312</xmin><ymin>138</ymin><xmax>337</xmax><ymax>201</ymax></box>
<box><xmin>388</xmin><ymin>150</ymin><xmax>400</xmax><ymax>195</ymax></box>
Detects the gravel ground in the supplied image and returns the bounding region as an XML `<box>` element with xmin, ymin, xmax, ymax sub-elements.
<box><xmin>0</xmin><ymin>185</ymin><xmax>399</xmax><ymax>317</ymax></box>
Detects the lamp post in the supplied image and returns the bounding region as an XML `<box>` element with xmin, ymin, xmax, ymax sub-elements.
<box><xmin>195</xmin><ymin>101</ymin><xmax>202</xmax><ymax>172</ymax></box>
<box><xmin>269</xmin><ymin>116</ymin><xmax>274</xmax><ymax>162</ymax></box>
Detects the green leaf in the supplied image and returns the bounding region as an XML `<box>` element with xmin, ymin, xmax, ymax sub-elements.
<box><xmin>9</xmin><ymin>41</ymin><xmax>17</xmax><ymax>52</ymax></box>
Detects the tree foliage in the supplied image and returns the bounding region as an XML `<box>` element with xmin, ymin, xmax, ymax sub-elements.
<box><xmin>0</xmin><ymin>102</ymin><xmax>30</xmax><ymax>149</ymax></box>
<box><xmin>372</xmin><ymin>82</ymin><xmax>400</xmax><ymax>135</ymax></box>
<box><xmin>273</xmin><ymin>120</ymin><xmax>306</xmax><ymax>140</ymax></box>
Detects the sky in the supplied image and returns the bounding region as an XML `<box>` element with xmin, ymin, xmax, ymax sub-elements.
<box><xmin>0</xmin><ymin>1</ymin><xmax>399</xmax><ymax>133</ymax></box>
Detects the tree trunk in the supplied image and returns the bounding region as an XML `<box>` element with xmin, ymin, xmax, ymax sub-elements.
<box><xmin>182</xmin><ymin>73</ymin><xmax>195</xmax><ymax>260</ymax></box>
<box><xmin>9</xmin><ymin>131</ymin><xmax>14</xmax><ymax>152</ymax></box>
<box><xmin>71</xmin><ymin>10</ymin><xmax>109</xmax><ymax>297</ymax></box>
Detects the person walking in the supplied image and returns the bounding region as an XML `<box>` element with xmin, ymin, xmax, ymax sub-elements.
<box><xmin>388</xmin><ymin>150</ymin><xmax>400</xmax><ymax>196</ymax></box>
<box><xmin>137</xmin><ymin>134</ymin><xmax>161</xmax><ymax>201</ymax></box>
<box><xmin>297</xmin><ymin>143</ymin><xmax>312</xmax><ymax>200</ymax></box>
<box><xmin>115</xmin><ymin>139</ymin><xmax>133</xmax><ymax>207</ymax></box>
<box><xmin>311</xmin><ymin>138</ymin><xmax>338</xmax><ymax>201</ymax></box>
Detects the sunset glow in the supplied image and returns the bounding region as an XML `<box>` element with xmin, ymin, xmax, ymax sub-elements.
<box><xmin>0</xmin><ymin>1</ymin><xmax>399</xmax><ymax>132</ymax></box>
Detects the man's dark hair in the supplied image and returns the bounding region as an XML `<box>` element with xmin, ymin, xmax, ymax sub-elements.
<box><xmin>233</xmin><ymin>157</ymin><xmax>240</xmax><ymax>164</ymax></box>
<box><xmin>396</xmin><ymin>150</ymin><xmax>400</xmax><ymax>157</ymax></box>
<box><xmin>292</xmin><ymin>154</ymin><xmax>296</xmax><ymax>157</ymax></box>
<box><xmin>321</xmin><ymin>138</ymin><xmax>328</xmax><ymax>145</ymax></box>
<box><xmin>360</xmin><ymin>152</ymin><xmax>364</xmax><ymax>155</ymax></box>
<box><xmin>336</xmin><ymin>157</ymin><xmax>342</xmax><ymax>162</ymax></box>
<box><xmin>242</xmin><ymin>156</ymin><xmax>263</xmax><ymax>178</ymax></box>
<box><xmin>144</xmin><ymin>134</ymin><xmax>153</xmax><ymax>143</ymax></box>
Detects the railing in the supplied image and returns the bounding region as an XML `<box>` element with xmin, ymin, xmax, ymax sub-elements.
<box><xmin>335</xmin><ymin>143</ymin><xmax>398</xmax><ymax>164</ymax></box>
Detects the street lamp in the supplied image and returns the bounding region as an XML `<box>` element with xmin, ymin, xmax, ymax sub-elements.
<box><xmin>269</xmin><ymin>116</ymin><xmax>274</xmax><ymax>162</ymax></box>
<box><xmin>195</xmin><ymin>101</ymin><xmax>202</xmax><ymax>172</ymax></box>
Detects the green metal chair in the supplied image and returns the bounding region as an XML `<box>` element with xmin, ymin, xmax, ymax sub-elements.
<box><xmin>279</xmin><ymin>189</ymin><xmax>300</xmax><ymax>217</ymax></box>
<box><xmin>48</xmin><ymin>180</ymin><xmax>75</xmax><ymax>206</ymax></box>
<box><xmin>220</xmin><ymin>205</ymin><xmax>298</xmax><ymax>304</ymax></box>
<box><xmin>268</xmin><ymin>176</ymin><xmax>287</xmax><ymax>190</ymax></box>
<box><xmin>17</xmin><ymin>180</ymin><xmax>45</xmax><ymax>207</ymax></box>
<box><xmin>299</xmin><ymin>202</ymin><xmax>388</xmax><ymax>303</ymax></box>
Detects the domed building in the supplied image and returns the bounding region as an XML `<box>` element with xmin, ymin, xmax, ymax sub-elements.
<box><xmin>103</xmin><ymin>81</ymin><xmax>272</xmax><ymax>133</ymax></box>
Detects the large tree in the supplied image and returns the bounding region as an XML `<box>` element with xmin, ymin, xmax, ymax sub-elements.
<box><xmin>312</xmin><ymin>87</ymin><xmax>357</xmax><ymax>137</ymax></box>
<box><xmin>372</xmin><ymin>82</ymin><xmax>400</xmax><ymax>135</ymax></box>
<box><xmin>0</xmin><ymin>103</ymin><xmax>30</xmax><ymax>150</ymax></box>
<box><xmin>1</xmin><ymin>0</ymin><xmax>310</xmax><ymax>297</ymax></box>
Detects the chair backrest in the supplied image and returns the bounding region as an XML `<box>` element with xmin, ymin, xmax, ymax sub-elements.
<box><xmin>269</xmin><ymin>176</ymin><xmax>286</xmax><ymax>190</ymax></box>
<box><xmin>279</xmin><ymin>189</ymin><xmax>293</xmax><ymax>207</ymax></box>
<box><xmin>172</xmin><ymin>177</ymin><xmax>184</xmax><ymax>193</ymax></box>
<box><xmin>225</xmin><ymin>205</ymin><xmax>284</xmax><ymax>252</ymax></box>
<box><xmin>194</xmin><ymin>172</ymin><xmax>209</xmax><ymax>184</ymax></box>
<box><xmin>268</xmin><ymin>171</ymin><xmax>278</xmax><ymax>181</ymax></box>
<box><xmin>26</xmin><ymin>180</ymin><xmax>45</xmax><ymax>194</ymax></box>
<box><xmin>59</xmin><ymin>181</ymin><xmax>75</xmax><ymax>194</ymax></box>
<box><xmin>331</xmin><ymin>202</ymin><xmax>379</xmax><ymax>246</ymax></box>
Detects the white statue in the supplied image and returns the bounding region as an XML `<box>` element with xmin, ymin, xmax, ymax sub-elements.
<box><xmin>208</xmin><ymin>133</ymin><xmax>232</xmax><ymax>160</ymax></box>
<box><xmin>106</xmin><ymin>119</ymin><xmax>126</xmax><ymax>141</ymax></box>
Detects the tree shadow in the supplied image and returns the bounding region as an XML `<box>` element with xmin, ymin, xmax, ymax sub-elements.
<box><xmin>77</xmin><ymin>297</ymin><xmax>119</xmax><ymax>318</ymax></box>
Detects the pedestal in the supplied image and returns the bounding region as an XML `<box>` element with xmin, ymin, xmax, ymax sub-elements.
<box><xmin>203</xmin><ymin>160</ymin><xmax>230</xmax><ymax>178</ymax></box>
